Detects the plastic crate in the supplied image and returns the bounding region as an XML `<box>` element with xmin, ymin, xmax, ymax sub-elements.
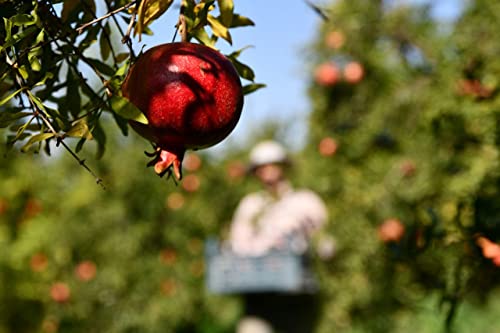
<box><xmin>205</xmin><ymin>239</ymin><xmax>317</xmax><ymax>294</ymax></box>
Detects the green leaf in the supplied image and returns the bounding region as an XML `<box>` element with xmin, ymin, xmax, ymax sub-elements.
<box><xmin>115</xmin><ymin>52</ymin><xmax>130</xmax><ymax>63</ymax></box>
<box><xmin>62</xmin><ymin>70</ymin><xmax>82</xmax><ymax>117</ymax></box>
<box><xmin>227</xmin><ymin>45</ymin><xmax>253</xmax><ymax>59</ymax></box>
<box><xmin>66</xmin><ymin>120</ymin><xmax>93</xmax><ymax>140</ymax></box>
<box><xmin>21</xmin><ymin>133</ymin><xmax>55</xmax><ymax>153</ymax></box>
<box><xmin>99</xmin><ymin>23</ymin><xmax>111</xmax><ymax>61</ymax></box>
<box><xmin>114</xmin><ymin>59</ymin><xmax>130</xmax><ymax>78</ymax></box>
<box><xmin>0</xmin><ymin>110</ymin><xmax>31</xmax><ymax>128</ymax></box>
<box><xmin>85</xmin><ymin>58</ymin><xmax>115</xmax><ymax>76</ymax></box>
<box><xmin>11</xmin><ymin>13</ymin><xmax>36</xmax><ymax>26</ymax></box>
<box><xmin>230</xmin><ymin>14</ymin><xmax>255</xmax><ymax>28</ymax></box>
<box><xmin>92</xmin><ymin>121</ymin><xmax>106</xmax><ymax>159</ymax></box>
<box><xmin>27</xmin><ymin>91</ymin><xmax>46</xmax><ymax>112</ymax></box>
<box><xmin>192</xmin><ymin>28</ymin><xmax>216</xmax><ymax>48</ymax></box>
<box><xmin>109</xmin><ymin>95</ymin><xmax>149</xmax><ymax>125</ymax></box>
<box><xmin>228</xmin><ymin>57</ymin><xmax>255</xmax><ymax>81</ymax></box>
<box><xmin>217</xmin><ymin>0</ymin><xmax>234</xmax><ymax>27</ymax></box>
<box><xmin>35</xmin><ymin>29</ymin><xmax>45</xmax><ymax>43</ymax></box>
<box><xmin>12</xmin><ymin>117</ymin><xmax>34</xmax><ymax>144</ymax></box>
<box><xmin>18</xmin><ymin>65</ymin><xmax>29</xmax><ymax>80</ymax></box>
<box><xmin>4</xmin><ymin>17</ymin><xmax>12</xmax><ymax>43</ymax></box>
<box><xmin>243</xmin><ymin>83</ymin><xmax>266</xmax><ymax>95</ymax></box>
<box><xmin>28</xmin><ymin>47</ymin><xmax>42</xmax><ymax>71</ymax></box>
<box><xmin>191</xmin><ymin>0</ymin><xmax>214</xmax><ymax>31</ymax></box>
<box><xmin>207</xmin><ymin>14</ymin><xmax>232</xmax><ymax>44</ymax></box>
<box><xmin>0</xmin><ymin>87</ymin><xmax>25</xmax><ymax>106</ymax></box>
<box><xmin>0</xmin><ymin>25</ymin><xmax>37</xmax><ymax>52</ymax></box>
<box><xmin>135</xmin><ymin>0</ymin><xmax>174</xmax><ymax>39</ymax></box>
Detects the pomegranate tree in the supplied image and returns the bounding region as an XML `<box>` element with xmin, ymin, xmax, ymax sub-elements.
<box><xmin>122</xmin><ymin>42</ymin><xmax>244</xmax><ymax>179</ymax></box>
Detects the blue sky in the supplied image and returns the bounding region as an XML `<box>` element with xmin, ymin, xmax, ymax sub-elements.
<box><xmin>135</xmin><ymin>0</ymin><xmax>464</xmax><ymax>151</ymax></box>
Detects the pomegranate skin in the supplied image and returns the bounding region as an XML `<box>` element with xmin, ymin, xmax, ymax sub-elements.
<box><xmin>122</xmin><ymin>42</ymin><xmax>244</xmax><ymax>179</ymax></box>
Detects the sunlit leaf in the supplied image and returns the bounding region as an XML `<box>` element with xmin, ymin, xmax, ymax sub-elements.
<box><xmin>21</xmin><ymin>133</ymin><xmax>55</xmax><ymax>153</ymax></box>
<box><xmin>192</xmin><ymin>27</ymin><xmax>216</xmax><ymax>48</ymax></box>
<box><xmin>0</xmin><ymin>87</ymin><xmax>25</xmax><ymax>106</ymax></box>
<box><xmin>230</xmin><ymin>14</ymin><xmax>255</xmax><ymax>28</ymax></box>
<box><xmin>207</xmin><ymin>14</ymin><xmax>232</xmax><ymax>44</ymax></box>
<box><xmin>66</xmin><ymin>120</ymin><xmax>93</xmax><ymax>140</ymax></box>
<box><xmin>110</xmin><ymin>95</ymin><xmax>148</xmax><ymax>125</ymax></box>
<box><xmin>18</xmin><ymin>65</ymin><xmax>29</xmax><ymax>80</ymax></box>
<box><xmin>135</xmin><ymin>0</ymin><xmax>174</xmax><ymax>40</ymax></box>
<box><xmin>11</xmin><ymin>13</ymin><xmax>36</xmax><ymax>26</ymax></box>
<box><xmin>28</xmin><ymin>47</ymin><xmax>41</xmax><ymax>71</ymax></box>
<box><xmin>217</xmin><ymin>0</ymin><xmax>233</xmax><ymax>27</ymax></box>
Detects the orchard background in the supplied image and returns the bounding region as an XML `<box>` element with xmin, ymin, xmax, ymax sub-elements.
<box><xmin>2</xmin><ymin>0</ymin><xmax>500</xmax><ymax>332</ymax></box>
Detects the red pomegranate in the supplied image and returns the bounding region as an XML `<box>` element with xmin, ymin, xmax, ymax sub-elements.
<box><xmin>122</xmin><ymin>42</ymin><xmax>244</xmax><ymax>179</ymax></box>
<box><xmin>314</xmin><ymin>62</ymin><xmax>340</xmax><ymax>87</ymax></box>
<box><xmin>75</xmin><ymin>260</ymin><xmax>97</xmax><ymax>281</ymax></box>
<box><xmin>378</xmin><ymin>218</ymin><xmax>405</xmax><ymax>243</ymax></box>
<box><xmin>50</xmin><ymin>282</ymin><xmax>71</xmax><ymax>303</ymax></box>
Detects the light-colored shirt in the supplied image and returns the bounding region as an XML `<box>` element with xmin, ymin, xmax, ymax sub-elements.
<box><xmin>229</xmin><ymin>182</ymin><xmax>328</xmax><ymax>256</ymax></box>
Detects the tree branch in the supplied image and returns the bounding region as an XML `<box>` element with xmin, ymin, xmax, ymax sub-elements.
<box><xmin>76</xmin><ymin>1</ymin><xmax>137</xmax><ymax>34</ymax></box>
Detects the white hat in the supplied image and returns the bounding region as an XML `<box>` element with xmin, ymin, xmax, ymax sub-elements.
<box><xmin>237</xmin><ymin>316</ymin><xmax>273</xmax><ymax>333</ymax></box>
<box><xmin>249</xmin><ymin>140</ymin><xmax>289</xmax><ymax>168</ymax></box>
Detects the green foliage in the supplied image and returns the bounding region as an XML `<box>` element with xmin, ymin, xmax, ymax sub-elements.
<box><xmin>0</xmin><ymin>0</ymin><xmax>262</xmax><ymax>175</ymax></box>
<box><xmin>0</xmin><ymin>126</ymin><xmax>251</xmax><ymax>332</ymax></box>
<box><xmin>3</xmin><ymin>0</ymin><xmax>500</xmax><ymax>332</ymax></box>
<box><xmin>303</xmin><ymin>0</ymin><xmax>500</xmax><ymax>331</ymax></box>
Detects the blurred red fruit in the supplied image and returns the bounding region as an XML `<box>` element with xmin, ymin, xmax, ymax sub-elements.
<box><xmin>160</xmin><ymin>249</ymin><xmax>177</xmax><ymax>266</ymax></box>
<box><xmin>50</xmin><ymin>282</ymin><xmax>70</xmax><ymax>303</ymax></box>
<box><xmin>325</xmin><ymin>30</ymin><xmax>345</xmax><ymax>49</ymax></box>
<box><xmin>160</xmin><ymin>279</ymin><xmax>177</xmax><ymax>296</ymax></box>
<box><xmin>378</xmin><ymin>218</ymin><xmax>405</xmax><ymax>243</ymax></box>
<box><xmin>24</xmin><ymin>198</ymin><xmax>43</xmax><ymax>218</ymax></box>
<box><xmin>476</xmin><ymin>236</ymin><xmax>500</xmax><ymax>259</ymax></box>
<box><xmin>318</xmin><ymin>137</ymin><xmax>338</xmax><ymax>157</ymax></box>
<box><xmin>0</xmin><ymin>198</ymin><xmax>8</xmax><ymax>215</ymax></box>
<box><xmin>400</xmin><ymin>160</ymin><xmax>417</xmax><ymax>178</ymax></box>
<box><xmin>183</xmin><ymin>153</ymin><xmax>202</xmax><ymax>172</ymax></box>
<box><xmin>343</xmin><ymin>61</ymin><xmax>364</xmax><ymax>84</ymax></box>
<box><xmin>314</xmin><ymin>62</ymin><xmax>340</xmax><ymax>86</ymax></box>
<box><xmin>226</xmin><ymin>160</ymin><xmax>246</xmax><ymax>181</ymax></box>
<box><xmin>41</xmin><ymin>318</ymin><xmax>59</xmax><ymax>333</ymax></box>
<box><xmin>457</xmin><ymin>79</ymin><xmax>493</xmax><ymax>98</ymax></box>
<box><xmin>182</xmin><ymin>174</ymin><xmax>201</xmax><ymax>192</ymax></box>
<box><xmin>30</xmin><ymin>252</ymin><xmax>48</xmax><ymax>272</ymax></box>
<box><xmin>166</xmin><ymin>192</ymin><xmax>185</xmax><ymax>210</ymax></box>
<box><xmin>75</xmin><ymin>261</ymin><xmax>97</xmax><ymax>281</ymax></box>
<box><xmin>492</xmin><ymin>255</ymin><xmax>500</xmax><ymax>267</ymax></box>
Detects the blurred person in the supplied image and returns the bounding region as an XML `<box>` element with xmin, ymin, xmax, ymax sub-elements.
<box><xmin>229</xmin><ymin>140</ymin><xmax>331</xmax><ymax>257</ymax></box>
<box><xmin>229</xmin><ymin>140</ymin><xmax>334</xmax><ymax>333</ymax></box>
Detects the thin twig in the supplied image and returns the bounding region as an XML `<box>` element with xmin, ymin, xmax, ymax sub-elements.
<box><xmin>76</xmin><ymin>1</ymin><xmax>136</xmax><ymax>34</ymax></box>
<box><xmin>123</xmin><ymin>10</ymin><xmax>136</xmax><ymax>44</ymax></box>
<box><xmin>179</xmin><ymin>2</ymin><xmax>188</xmax><ymax>42</ymax></box>
<box><xmin>104</xmin><ymin>0</ymin><xmax>136</xmax><ymax>60</ymax></box>
<box><xmin>304</xmin><ymin>0</ymin><xmax>329</xmax><ymax>21</ymax></box>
